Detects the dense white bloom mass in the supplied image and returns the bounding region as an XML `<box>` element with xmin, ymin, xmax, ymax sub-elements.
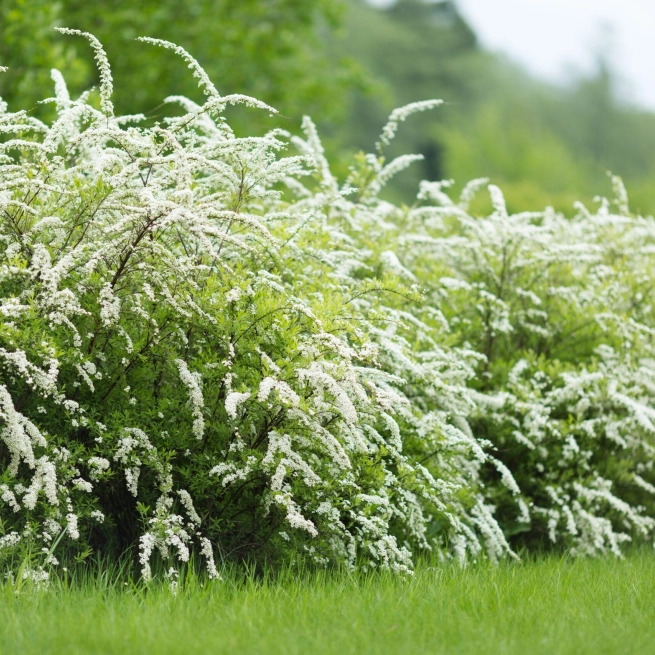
<box><xmin>1</xmin><ymin>34</ymin><xmax>655</xmax><ymax>581</ymax></box>
<box><xmin>175</xmin><ymin>360</ymin><xmax>205</xmax><ymax>439</ymax></box>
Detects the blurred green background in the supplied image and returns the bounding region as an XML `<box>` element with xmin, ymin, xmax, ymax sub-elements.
<box><xmin>2</xmin><ymin>0</ymin><xmax>654</xmax><ymax>214</ymax></box>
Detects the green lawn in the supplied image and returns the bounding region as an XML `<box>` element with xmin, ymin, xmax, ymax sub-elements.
<box><xmin>1</xmin><ymin>552</ymin><xmax>654</xmax><ymax>655</ymax></box>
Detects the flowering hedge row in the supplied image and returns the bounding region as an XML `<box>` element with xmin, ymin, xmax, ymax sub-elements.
<box><xmin>1</xmin><ymin>33</ymin><xmax>655</xmax><ymax>582</ymax></box>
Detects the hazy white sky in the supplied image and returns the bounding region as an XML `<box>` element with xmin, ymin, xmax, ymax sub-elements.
<box><xmin>368</xmin><ymin>0</ymin><xmax>655</xmax><ymax>109</ymax></box>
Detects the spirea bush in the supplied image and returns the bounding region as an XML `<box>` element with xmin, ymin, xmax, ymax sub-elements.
<box><xmin>1</xmin><ymin>32</ymin><xmax>655</xmax><ymax>582</ymax></box>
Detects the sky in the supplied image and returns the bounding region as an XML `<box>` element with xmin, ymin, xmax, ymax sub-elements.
<box><xmin>367</xmin><ymin>0</ymin><xmax>655</xmax><ymax>110</ymax></box>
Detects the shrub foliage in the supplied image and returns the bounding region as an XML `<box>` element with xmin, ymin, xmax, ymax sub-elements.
<box><xmin>1</xmin><ymin>33</ymin><xmax>655</xmax><ymax>581</ymax></box>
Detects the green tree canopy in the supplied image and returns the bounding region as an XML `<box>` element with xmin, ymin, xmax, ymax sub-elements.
<box><xmin>0</xmin><ymin>0</ymin><xmax>362</xmax><ymax>127</ymax></box>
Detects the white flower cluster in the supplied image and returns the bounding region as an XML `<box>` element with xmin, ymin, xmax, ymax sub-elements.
<box><xmin>1</xmin><ymin>35</ymin><xmax>654</xmax><ymax>582</ymax></box>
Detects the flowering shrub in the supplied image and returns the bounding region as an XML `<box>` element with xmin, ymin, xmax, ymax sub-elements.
<box><xmin>1</xmin><ymin>32</ymin><xmax>654</xmax><ymax>582</ymax></box>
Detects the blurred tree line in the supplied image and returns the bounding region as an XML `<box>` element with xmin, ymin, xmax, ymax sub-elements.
<box><xmin>2</xmin><ymin>0</ymin><xmax>655</xmax><ymax>214</ymax></box>
<box><xmin>335</xmin><ymin>0</ymin><xmax>655</xmax><ymax>214</ymax></box>
<box><xmin>0</xmin><ymin>0</ymin><xmax>366</xmax><ymax>129</ymax></box>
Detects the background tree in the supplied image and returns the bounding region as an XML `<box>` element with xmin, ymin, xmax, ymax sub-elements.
<box><xmin>0</xmin><ymin>0</ymin><xmax>365</xmax><ymax>129</ymax></box>
<box><xmin>3</xmin><ymin>0</ymin><xmax>655</xmax><ymax>211</ymax></box>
